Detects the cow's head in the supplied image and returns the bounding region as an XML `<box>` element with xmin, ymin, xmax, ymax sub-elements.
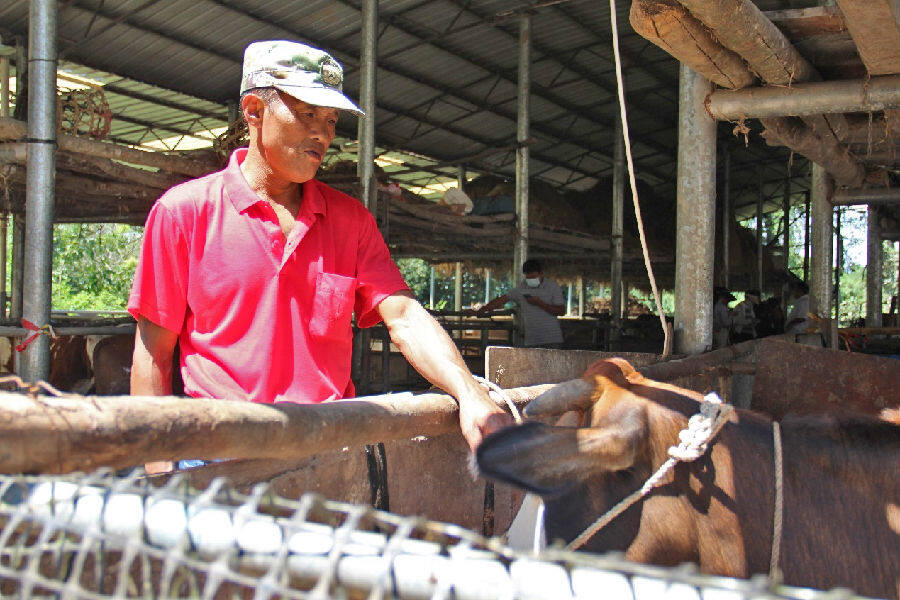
<box><xmin>476</xmin><ymin>358</ymin><xmax>702</xmax><ymax>496</ymax></box>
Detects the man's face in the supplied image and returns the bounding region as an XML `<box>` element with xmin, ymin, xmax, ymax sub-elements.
<box><xmin>249</xmin><ymin>91</ymin><xmax>339</xmax><ymax>183</ymax></box>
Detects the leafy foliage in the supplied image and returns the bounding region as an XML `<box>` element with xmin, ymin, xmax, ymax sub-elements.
<box><xmin>50</xmin><ymin>224</ymin><xmax>142</xmax><ymax>310</ymax></box>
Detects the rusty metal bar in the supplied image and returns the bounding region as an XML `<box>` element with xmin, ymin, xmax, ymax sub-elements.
<box><xmin>867</xmin><ymin>205</ymin><xmax>883</xmax><ymax>326</ymax></box>
<box><xmin>611</xmin><ymin>114</ymin><xmax>624</xmax><ymax>333</ymax></box>
<box><xmin>674</xmin><ymin>65</ymin><xmax>716</xmax><ymax>355</ymax></box>
<box><xmin>706</xmin><ymin>75</ymin><xmax>900</xmax><ymax>120</ymax></box>
<box><xmin>357</xmin><ymin>0</ymin><xmax>377</xmax><ymax>214</ymax></box>
<box><xmin>803</xmin><ymin>191</ymin><xmax>810</xmax><ymax>283</ymax></box>
<box><xmin>832</xmin><ymin>187</ymin><xmax>900</xmax><ymax>206</ymax></box>
<box><xmin>756</xmin><ymin>165</ymin><xmax>764</xmax><ymax>292</ymax></box>
<box><xmin>513</xmin><ymin>12</ymin><xmax>531</xmax><ymax>283</ymax></box>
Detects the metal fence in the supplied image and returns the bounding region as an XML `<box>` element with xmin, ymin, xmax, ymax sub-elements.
<box><xmin>0</xmin><ymin>470</ymin><xmax>867</xmax><ymax>599</ymax></box>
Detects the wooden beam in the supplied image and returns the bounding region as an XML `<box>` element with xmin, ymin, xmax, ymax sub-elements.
<box><xmin>763</xmin><ymin>6</ymin><xmax>846</xmax><ymax>40</ymax></box>
<box><xmin>629</xmin><ymin>0</ymin><xmax>756</xmax><ymax>90</ymax></box>
<box><xmin>761</xmin><ymin>117</ymin><xmax>865</xmax><ymax>186</ymax></box>
<box><xmin>0</xmin><ymin>385</ymin><xmax>553</xmax><ymax>474</ymax></box>
<box><xmin>682</xmin><ymin>0</ymin><xmax>850</xmax><ymax>143</ymax></box>
<box><xmin>835</xmin><ymin>0</ymin><xmax>900</xmax><ymax>76</ymax></box>
<box><xmin>0</xmin><ymin>143</ymin><xmax>187</xmax><ymax>190</ymax></box>
<box><xmin>0</xmin><ymin>117</ymin><xmax>217</xmax><ymax>178</ymax></box>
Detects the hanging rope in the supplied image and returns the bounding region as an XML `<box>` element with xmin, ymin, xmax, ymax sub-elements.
<box><xmin>568</xmin><ymin>392</ymin><xmax>733</xmax><ymax>550</ymax></box>
<box><xmin>609</xmin><ymin>0</ymin><xmax>672</xmax><ymax>359</ymax></box>
<box><xmin>473</xmin><ymin>374</ymin><xmax>523</xmax><ymax>424</ymax></box>
<box><xmin>770</xmin><ymin>420</ymin><xmax>784</xmax><ymax>585</ymax></box>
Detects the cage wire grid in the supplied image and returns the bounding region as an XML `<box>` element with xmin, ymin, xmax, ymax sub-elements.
<box><xmin>0</xmin><ymin>470</ymin><xmax>864</xmax><ymax>600</ymax></box>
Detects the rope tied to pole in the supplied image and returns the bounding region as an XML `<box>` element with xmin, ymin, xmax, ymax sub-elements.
<box><xmin>568</xmin><ymin>392</ymin><xmax>733</xmax><ymax>551</ymax></box>
<box><xmin>14</xmin><ymin>318</ymin><xmax>57</xmax><ymax>353</ymax></box>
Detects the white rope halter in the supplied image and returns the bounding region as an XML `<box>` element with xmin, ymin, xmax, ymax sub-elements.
<box><xmin>568</xmin><ymin>393</ymin><xmax>734</xmax><ymax>550</ymax></box>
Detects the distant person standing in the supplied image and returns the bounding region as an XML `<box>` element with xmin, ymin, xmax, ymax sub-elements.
<box><xmin>476</xmin><ymin>260</ymin><xmax>565</xmax><ymax>348</ymax></box>
<box><xmin>785</xmin><ymin>282</ymin><xmax>811</xmax><ymax>334</ymax></box>
<box><xmin>713</xmin><ymin>287</ymin><xmax>735</xmax><ymax>348</ymax></box>
<box><xmin>731</xmin><ymin>289</ymin><xmax>760</xmax><ymax>343</ymax></box>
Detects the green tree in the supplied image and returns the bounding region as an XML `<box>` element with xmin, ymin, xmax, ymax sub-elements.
<box><xmin>50</xmin><ymin>223</ymin><xmax>143</xmax><ymax>310</ymax></box>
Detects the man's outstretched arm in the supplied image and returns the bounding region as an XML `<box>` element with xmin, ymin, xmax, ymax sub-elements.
<box><xmin>131</xmin><ymin>316</ymin><xmax>179</xmax><ymax>473</ymax></box>
<box><xmin>377</xmin><ymin>291</ymin><xmax>512</xmax><ymax>450</ymax></box>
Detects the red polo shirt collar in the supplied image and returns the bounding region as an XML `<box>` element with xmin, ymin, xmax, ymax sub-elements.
<box><xmin>223</xmin><ymin>148</ymin><xmax>327</xmax><ymax>218</ymax></box>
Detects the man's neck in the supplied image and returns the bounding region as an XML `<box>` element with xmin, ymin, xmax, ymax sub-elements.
<box><xmin>240</xmin><ymin>148</ymin><xmax>303</xmax><ymax>216</ymax></box>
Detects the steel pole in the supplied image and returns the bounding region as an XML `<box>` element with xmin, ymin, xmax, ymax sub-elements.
<box><xmin>803</xmin><ymin>191</ymin><xmax>810</xmax><ymax>283</ymax></box>
<box><xmin>577</xmin><ymin>275</ymin><xmax>584</xmax><ymax>317</ymax></box>
<box><xmin>428</xmin><ymin>265</ymin><xmax>435</xmax><ymax>310</ymax></box>
<box><xmin>721</xmin><ymin>147</ymin><xmax>730</xmax><ymax>288</ymax></box>
<box><xmin>832</xmin><ymin>187</ymin><xmax>900</xmax><ymax>205</ymax></box>
<box><xmin>10</xmin><ymin>214</ymin><xmax>23</xmax><ymax>320</ymax></box>
<box><xmin>674</xmin><ymin>64</ymin><xmax>716</xmax><ymax>355</ymax></box>
<box><xmin>454</xmin><ymin>261</ymin><xmax>462</xmax><ymax>312</ymax></box>
<box><xmin>484</xmin><ymin>268</ymin><xmax>491</xmax><ymax>304</ymax></box>
<box><xmin>756</xmin><ymin>165</ymin><xmax>764</xmax><ymax>293</ymax></box>
<box><xmin>21</xmin><ymin>0</ymin><xmax>57</xmax><ymax>382</ymax></box>
<box><xmin>809</xmin><ymin>163</ymin><xmax>833</xmax><ymax>323</ymax></box>
<box><xmin>782</xmin><ymin>167</ymin><xmax>790</xmax><ymax>271</ymax></box>
<box><xmin>610</xmin><ymin>114</ymin><xmax>624</xmax><ymax>333</ymax></box>
<box><xmin>513</xmin><ymin>12</ymin><xmax>531</xmax><ymax>284</ymax></box>
<box><xmin>0</xmin><ymin>55</ymin><xmax>9</xmax><ymax>116</ymax></box>
<box><xmin>706</xmin><ymin>75</ymin><xmax>900</xmax><ymax>120</ymax></box>
<box><xmin>0</xmin><ymin>55</ymin><xmax>9</xmax><ymax>319</ymax></box>
<box><xmin>835</xmin><ymin>208</ymin><xmax>842</xmax><ymax>324</ymax></box>
<box><xmin>357</xmin><ymin>0</ymin><xmax>377</xmax><ymax>215</ymax></box>
<box><xmin>866</xmin><ymin>206</ymin><xmax>883</xmax><ymax>326</ymax></box>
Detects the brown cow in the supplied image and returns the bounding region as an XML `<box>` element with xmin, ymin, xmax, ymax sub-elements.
<box><xmin>477</xmin><ymin>358</ymin><xmax>900</xmax><ymax>599</ymax></box>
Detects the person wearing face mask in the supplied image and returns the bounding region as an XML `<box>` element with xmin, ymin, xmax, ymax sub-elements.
<box><xmin>475</xmin><ymin>260</ymin><xmax>565</xmax><ymax>348</ymax></box>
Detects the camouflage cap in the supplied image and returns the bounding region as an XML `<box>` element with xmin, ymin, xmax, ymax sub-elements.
<box><xmin>240</xmin><ymin>40</ymin><xmax>364</xmax><ymax>117</ymax></box>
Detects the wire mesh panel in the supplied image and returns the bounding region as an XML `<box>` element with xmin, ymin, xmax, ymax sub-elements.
<box><xmin>0</xmin><ymin>471</ymin><xmax>864</xmax><ymax>599</ymax></box>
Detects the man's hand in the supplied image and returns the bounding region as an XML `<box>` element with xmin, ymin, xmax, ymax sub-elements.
<box><xmin>378</xmin><ymin>292</ymin><xmax>513</xmax><ymax>451</ymax></box>
<box><xmin>457</xmin><ymin>388</ymin><xmax>514</xmax><ymax>450</ymax></box>
<box><xmin>524</xmin><ymin>296</ymin><xmax>542</xmax><ymax>306</ymax></box>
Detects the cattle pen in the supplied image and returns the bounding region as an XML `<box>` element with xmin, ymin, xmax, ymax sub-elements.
<box><xmin>1</xmin><ymin>0</ymin><xmax>900</xmax><ymax>599</ymax></box>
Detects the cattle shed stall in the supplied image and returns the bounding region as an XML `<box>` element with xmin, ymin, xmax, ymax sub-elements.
<box><xmin>0</xmin><ymin>0</ymin><xmax>899</xmax><ymax>597</ymax></box>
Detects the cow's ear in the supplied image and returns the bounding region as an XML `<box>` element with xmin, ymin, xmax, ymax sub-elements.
<box><xmin>476</xmin><ymin>404</ymin><xmax>649</xmax><ymax>497</ymax></box>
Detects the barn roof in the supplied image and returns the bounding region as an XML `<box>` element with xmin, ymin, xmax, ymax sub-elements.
<box><xmin>1</xmin><ymin>0</ymin><xmax>829</xmax><ymax>210</ymax></box>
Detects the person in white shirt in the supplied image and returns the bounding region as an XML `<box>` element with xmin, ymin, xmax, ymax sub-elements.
<box><xmin>476</xmin><ymin>260</ymin><xmax>565</xmax><ymax>348</ymax></box>
<box><xmin>785</xmin><ymin>282</ymin><xmax>811</xmax><ymax>335</ymax></box>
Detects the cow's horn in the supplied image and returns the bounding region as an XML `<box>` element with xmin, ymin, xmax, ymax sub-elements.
<box><xmin>523</xmin><ymin>378</ymin><xmax>594</xmax><ymax>418</ymax></box>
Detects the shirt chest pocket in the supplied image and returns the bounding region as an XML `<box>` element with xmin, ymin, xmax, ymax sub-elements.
<box><xmin>310</xmin><ymin>272</ymin><xmax>357</xmax><ymax>340</ymax></box>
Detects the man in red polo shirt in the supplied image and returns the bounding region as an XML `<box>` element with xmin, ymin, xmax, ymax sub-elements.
<box><xmin>128</xmin><ymin>41</ymin><xmax>509</xmax><ymax>471</ymax></box>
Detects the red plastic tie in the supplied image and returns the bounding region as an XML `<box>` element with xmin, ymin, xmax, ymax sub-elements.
<box><xmin>15</xmin><ymin>319</ymin><xmax>57</xmax><ymax>353</ymax></box>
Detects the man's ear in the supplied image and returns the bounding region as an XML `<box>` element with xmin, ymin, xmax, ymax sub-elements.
<box><xmin>241</xmin><ymin>93</ymin><xmax>265</xmax><ymax>128</ymax></box>
<box><xmin>476</xmin><ymin>404</ymin><xmax>649</xmax><ymax>497</ymax></box>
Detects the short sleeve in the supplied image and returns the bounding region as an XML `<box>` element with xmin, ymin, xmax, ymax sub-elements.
<box><xmin>127</xmin><ymin>202</ymin><xmax>190</xmax><ymax>333</ymax></box>
<box><xmin>353</xmin><ymin>210</ymin><xmax>410</xmax><ymax>328</ymax></box>
<box><xmin>507</xmin><ymin>287</ymin><xmax>524</xmax><ymax>305</ymax></box>
<box><xmin>551</xmin><ymin>282</ymin><xmax>565</xmax><ymax>306</ymax></box>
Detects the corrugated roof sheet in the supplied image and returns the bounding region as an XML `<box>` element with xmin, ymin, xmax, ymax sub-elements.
<box><xmin>0</xmin><ymin>0</ymin><xmax>812</xmax><ymax>206</ymax></box>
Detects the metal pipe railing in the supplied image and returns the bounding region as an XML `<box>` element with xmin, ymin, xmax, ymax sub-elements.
<box><xmin>707</xmin><ymin>74</ymin><xmax>900</xmax><ymax>121</ymax></box>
